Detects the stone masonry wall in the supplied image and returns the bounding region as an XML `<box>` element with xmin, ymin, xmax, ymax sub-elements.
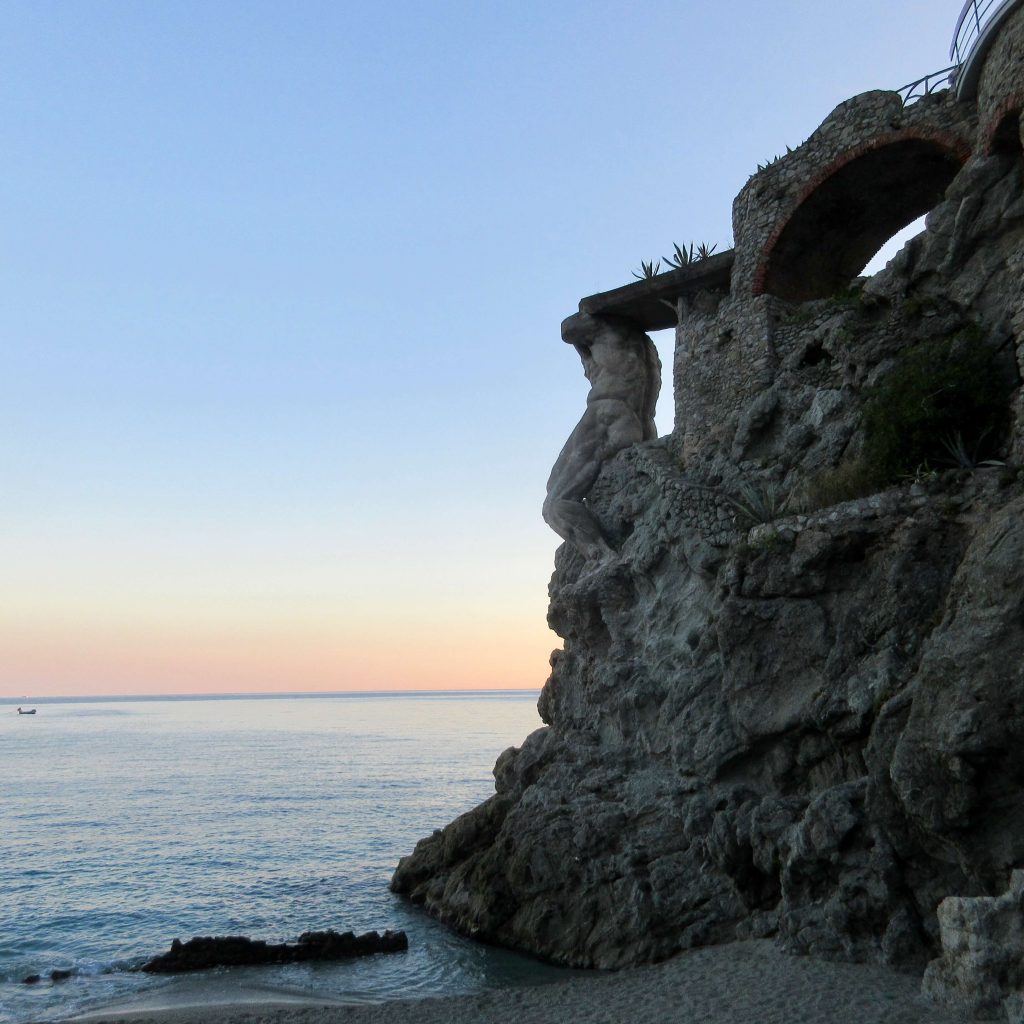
<box><xmin>673</xmin><ymin>293</ymin><xmax>778</xmax><ymax>458</ymax></box>
<box><xmin>977</xmin><ymin>5</ymin><xmax>1024</xmax><ymax>152</ymax></box>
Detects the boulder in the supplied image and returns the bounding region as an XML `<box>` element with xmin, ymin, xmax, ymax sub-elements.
<box><xmin>923</xmin><ymin>873</ymin><xmax>1024</xmax><ymax>1020</ymax></box>
<box><xmin>139</xmin><ymin>929</ymin><xmax>408</xmax><ymax>973</ymax></box>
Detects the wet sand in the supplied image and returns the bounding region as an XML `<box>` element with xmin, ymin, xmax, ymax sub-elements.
<box><xmin>70</xmin><ymin>941</ymin><xmax>984</xmax><ymax>1024</ymax></box>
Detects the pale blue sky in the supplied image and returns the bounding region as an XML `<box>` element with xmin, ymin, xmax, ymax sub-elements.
<box><xmin>0</xmin><ymin>1</ymin><xmax>958</xmax><ymax>695</ymax></box>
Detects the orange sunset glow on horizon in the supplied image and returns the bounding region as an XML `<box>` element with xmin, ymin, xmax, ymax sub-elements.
<box><xmin>1</xmin><ymin>524</ymin><xmax>561</xmax><ymax>698</ymax></box>
<box><xmin>0</xmin><ymin>616</ymin><xmax>555</xmax><ymax>698</ymax></box>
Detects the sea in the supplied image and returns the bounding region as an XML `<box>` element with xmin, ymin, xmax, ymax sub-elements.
<box><xmin>0</xmin><ymin>691</ymin><xmax>572</xmax><ymax>1024</ymax></box>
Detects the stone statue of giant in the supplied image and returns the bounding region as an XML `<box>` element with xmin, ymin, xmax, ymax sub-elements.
<box><xmin>542</xmin><ymin>312</ymin><xmax>661</xmax><ymax>563</ymax></box>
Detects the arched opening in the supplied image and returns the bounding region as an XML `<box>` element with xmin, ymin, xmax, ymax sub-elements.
<box><xmin>989</xmin><ymin>108</ymin><xmax>1023</xmax><ymax>158</ymax></box>
<box><xmin>861</xmin><ymin>213</ymin><xmax>928</xmax><ymax>277</ymax></box>
<box><xmin>759</xmin><ymin>138</ymin><xmax>967</xmax><ymax>302</ymax></box>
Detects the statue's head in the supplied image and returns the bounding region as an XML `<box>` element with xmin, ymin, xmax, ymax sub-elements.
<box><xmin>562</xmin><ymin>312</ymin><xmax>640</xmax><ymax>346</ymax></box>
<box><xmin>560</xmin><ymin>312</ymin><xmax>597</xmax><ymax>346</ymax></box>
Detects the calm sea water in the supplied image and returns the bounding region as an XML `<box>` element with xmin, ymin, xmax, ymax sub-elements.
<box><xmin>0</xmin><ymin>691</ymin><xmax>565</xmax><ymax>1024</ymax></box>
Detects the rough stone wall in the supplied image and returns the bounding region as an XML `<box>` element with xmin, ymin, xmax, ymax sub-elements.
<box><xmin>672</xmin><ymin>293</ymin><xmax>778</xmax><ymax>458</ymax></box>
<box><xmin>977</xmin><ymin>5</ymin><xmax>1024</xmax><ymax>152</ymax></box>
<box><xmin>391</xmin><ymin>15</ymin><xmax>1024</xmax><ymax>1012</ymax></box>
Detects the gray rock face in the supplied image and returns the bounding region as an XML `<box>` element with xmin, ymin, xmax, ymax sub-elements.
<box><xmin>393</xmin><ymin>21</ymin><xmax>1024</xmax><ymax>1005</ymax></box>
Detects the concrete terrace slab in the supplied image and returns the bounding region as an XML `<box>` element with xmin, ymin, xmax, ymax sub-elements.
<box><xmin>576</xmin><ymin>249</ymin><xmax>735</xmax><ymax>331</ymax></box>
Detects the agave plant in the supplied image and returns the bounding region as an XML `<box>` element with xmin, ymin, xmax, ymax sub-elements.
<box><xmin>632</xmin><ymin>259</ymin><xmax>661</xmax><ymax>281</ymax></box>
<box><xmin>724</xmin><ymin>480</ymin><xmax>793</xmax><ymax>527</ymax></box>
<box><xmin>664</xmin><ymin>243</ymin><xmax>693</xmax><ymax>269</ymax></box>
<box><xmin>664</xmin><ymin>242</ymin><xmax>719</xmax><ymax>269</ymax></box>
<box><xmin>939</xmin><ymin>429</ymin><xmax>1005</xmax><ymax>469</ymax></box>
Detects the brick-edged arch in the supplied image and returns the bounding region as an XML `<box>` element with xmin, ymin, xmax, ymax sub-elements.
<box><xmin>754</xmin><ymin>130</ymin><xmax>971</xmax><ymax>302</ymax></box>
<box><xmin>985</xmin><ymin>93</ymin><xmax>1024</xmax><ymax>155</ymax></box>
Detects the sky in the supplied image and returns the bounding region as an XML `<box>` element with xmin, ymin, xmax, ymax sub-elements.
<box><xmin>0</xmin><ymin>1</ymin><xmax>960</xmax><ymax>697</ymax></box>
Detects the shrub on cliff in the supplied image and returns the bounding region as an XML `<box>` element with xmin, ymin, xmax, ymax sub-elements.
<box><xmin>801</xmin><ymin>457</ymin><xmax>884</xmax><ymax>510</ymax></box>
<box><xmin>861</xmin><ymin>330</ymin><xmax>1011</xmax><ymax>481</ymax></box>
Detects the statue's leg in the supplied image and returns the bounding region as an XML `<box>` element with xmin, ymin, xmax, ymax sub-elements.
<box><xmin>543</xmin><ymin>412</ymin><xmax>618</xmax><ymax>562</ymax></box>
<box><xmin>543</xmin><ymin>496</ymin><xmax>617</xmax><ymax>563</ymax></box>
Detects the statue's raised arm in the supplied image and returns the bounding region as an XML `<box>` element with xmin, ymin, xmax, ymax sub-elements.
<box><xmin>542</xmin><ymin>312</ymin><xmax>661</xmax><ymax>564</ymax></box>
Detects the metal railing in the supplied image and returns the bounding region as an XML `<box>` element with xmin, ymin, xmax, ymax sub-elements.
<box><xmin>895</xmin><ymin>0</ymin><xmax>1022</xmax><ymax>107</ymax></box>
<box><xmin>897</xmin><ymin>65</ymin><xmax>960</xmax><ymax>106</ymax></box>
<box><xmin>950</xmin><ymin>0</ymin><xmax>1017</xmax><ymax>63</ymax></box>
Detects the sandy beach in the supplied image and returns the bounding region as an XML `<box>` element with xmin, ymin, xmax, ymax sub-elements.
<box><xmin>71</xmin><ymin>941</ymin><xmax>984</xmax><ymax>1024</ymax></box>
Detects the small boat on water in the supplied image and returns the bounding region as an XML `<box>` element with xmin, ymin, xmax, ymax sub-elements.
<box><xmin>16</xmin><ymin>707</ymin><xmax>37</xmax><ymax>715</ymax></box>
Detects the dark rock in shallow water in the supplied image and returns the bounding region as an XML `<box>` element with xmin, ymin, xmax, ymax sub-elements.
<box><xmin>139</xmin><ymin>929</ymin><xmax>408</xmax><ymax>973</ymax></box>
<box><xmin>21</xmin><ymin>975</ymin><xmax>41</xmax><ymax>985</ymax></box>
<box><xmin>49</xmin><ymin>969</ymin><xmax>73</xmax><ymax>982</ymax></box>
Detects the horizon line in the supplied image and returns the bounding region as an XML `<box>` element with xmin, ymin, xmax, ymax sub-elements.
<box><xmin>1</xmin><ymin>687</ymin><xmax>542</xmax><ymax>702</ymax></box>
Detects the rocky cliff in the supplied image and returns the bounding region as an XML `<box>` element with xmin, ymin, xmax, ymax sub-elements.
<box><xmin>392</xmin><ymin>10</ymin><xmax>1024</xmax><ymax>1015</ymax></box>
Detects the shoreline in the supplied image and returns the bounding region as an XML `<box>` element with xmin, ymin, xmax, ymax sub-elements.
<box><xmin>68</xmin><ymin>941</ymin><xmax>985</xmax><ymax>1024</ymax></box>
